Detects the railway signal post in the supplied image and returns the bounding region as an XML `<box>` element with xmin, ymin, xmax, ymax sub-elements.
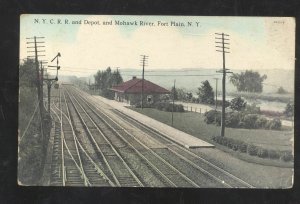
<box><xmin>44</xmin><ymin>52</ymin><xmax>61</xmax><ymax>113</ymax></box>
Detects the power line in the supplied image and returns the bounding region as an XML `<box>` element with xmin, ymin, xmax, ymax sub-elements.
<box><xmin>215</xmin><ymin>32</ymin><xmax>232</xmax><ymax>137</ymax></box>
<box><xmin>140</xmin><ymin>55</ymin><xmax>148</xmax><ymax>109</ymax></box>
<box><xmin>26</xmin><ymin>36</ymin><xmax>46</xmax><ymax>141</ymax></box>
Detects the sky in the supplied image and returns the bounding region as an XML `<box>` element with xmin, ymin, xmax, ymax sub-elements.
<box><xmin>20</xmin><ymin>15</ymin><xmax>295</xmax><ymax>77</ymax></box>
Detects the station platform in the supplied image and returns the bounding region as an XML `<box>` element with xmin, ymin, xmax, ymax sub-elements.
<box><xmin>91</xmin><ymin>95</ymin><xmax>214</xmax><ymax>149</ymax></box>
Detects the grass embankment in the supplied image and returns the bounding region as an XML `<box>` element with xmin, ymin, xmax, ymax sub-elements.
<box><xmin>129</xmin><ymin>107</ymin><xmax>293</xmax><ymax>167</ymax></box>
<box><xmin>18</xmin><ymin>59</ymin><xmax>49</xmax><ymax>185</ymax></box>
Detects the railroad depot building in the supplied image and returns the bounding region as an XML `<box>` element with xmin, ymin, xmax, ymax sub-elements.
<box><xmin>110</xmin><ymin>76</ymin><xmax>170</xmax><ymax>105</ymax></box>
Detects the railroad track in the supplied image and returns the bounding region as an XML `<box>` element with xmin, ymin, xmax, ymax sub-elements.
<box><xmin>66</xmin><ymin>85</ymin><xmax>241</xmax><ymax>188</ymax></box>
<box><xmin>49</xmin><ymin>89</ymin><xmax>113</xmax><ymax>186</ymax></box>
<box><xmin>111</xmin><ymin>109</ymin><xmax>254</xmax><ymax>188</ymax></box>
<box><xmin>62</xmin><ymin>87</ymin><xmax>146</xmax><ymax>187</ymax></box>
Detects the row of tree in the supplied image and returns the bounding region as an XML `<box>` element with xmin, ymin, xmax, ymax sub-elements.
<box><xmin>93</xmin><ymin>67</ymin><xmax>123</xmax><ymax>98</ymax></box>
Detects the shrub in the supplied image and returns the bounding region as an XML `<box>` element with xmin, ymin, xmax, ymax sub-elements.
<box><xmin>266</xmin><ymin>118</ymin><xmax>282</xmax><ymax>130</ymax></box>
<box><xmin>280</xmin><ymin>151</ymin><xmax>294</xmax><ymax>162</ymax></box>
<box><xmin>225</xmin><ymin>111</ymin><xmax>242</xmax><ymax>128</ymax></box>
<box><xmin>257</xmin><ymin>148</ymin><xmax>268</xmax><ymax>158</ymax></box>
<box><xmin>230</xmin><ymin>96</ymin><xmax>247</xmax><ymax>111</ymax></box>
<box><xmin>232</xmin><ymin>141</ymin><xmax>240</xmax><ymax>151</ymax></box>
<box><xmin>242</xmin><ymin>114</ymin><xmax>259</xmax><ymax>129</ymax></box>
<box><xmin>268</xmin><ymin>149</ymin><xmax>280</xmax><ymax>160</ymax></box>
<box><xmin>174</xmin><ymin>104</ymin><xmax>184</xmax><ymax>112</ymax></box>
<box><xmin>247</xmin><ymin>144</ymin><xmax>258</xmax><ymax>156</ymax></box>
<box><xmin>213</xmin><ymin>136</ymin><xmax>245</xmax><ymax>152</ymax></box>
<box><xmin>204</xmin><ymin>110</ymin><xmax>221</xmax><ymax>125</ymax></box>
<box><xmin>238</xmin><ymin>141</ymin><xmax>248</xmax><ymax>153</ymax></box>
<box><xmin>245</xmin><ymin>103</ymin><xmax>261</xmax><ymax>114</ymax></box>
<box><xmin>226</xmin><ymin>138</ymin><xmax>234</xmax><ymax>149</ymax></box>
<box><xmin>284</xmin><ymin>102</ymin><xmax>294</xmax><ymax>117</ymax></box>
<box><xmin>255</xmin><ymin>116</ymin><xmax>268</xmax><ymax>129</ymax></box>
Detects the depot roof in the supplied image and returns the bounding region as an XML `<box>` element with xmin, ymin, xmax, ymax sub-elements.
<box><xmin>110</xmin><ymin>76</ymin><xmax>170</xmax><ymax>94</ymax></box>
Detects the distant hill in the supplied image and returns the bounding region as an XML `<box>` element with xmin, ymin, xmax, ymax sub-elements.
<box><xmin>118</xmin><ymin>68</ymin><xmax>294</xmax><ymax>94</ymax></box>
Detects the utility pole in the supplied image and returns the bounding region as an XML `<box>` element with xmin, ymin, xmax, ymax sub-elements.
<box><xmin>215</xmin><ymin>33</ymin><xmax>232</xmax><ymax>137</ymax></box>
<box><xmin>40</xmin><ymin>60</ymin><xmax>48</xmax><ymax>101</ymax></box>
<box><xmin>26</xmin><ymin>36</ymin><xmax>46</xmax><ymax>139</ymax></box>
<box><xmin>140</xmin><ymin>55</ymin><xmax>148</xmax><ymax>109</ymax></box>
<box><xmin>172</xmin><ymin>79</ymin><xmax>176</xmax><ymax>126</ymax></box>
<box><xmin>213</xmin><ymin>78</ymin><xmax>219</xmax><ymax>110</ymax></box>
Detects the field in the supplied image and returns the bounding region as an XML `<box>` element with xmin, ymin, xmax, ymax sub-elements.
<box><xmin>130</xmin><ymin>108</ymin><xmax>293</xmax><ymax>152</ymax></box>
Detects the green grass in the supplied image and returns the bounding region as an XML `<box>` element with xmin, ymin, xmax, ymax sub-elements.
<box><xmin>130</xmin><ymin>107</ymin><xmax>293</xmax><ymax>151</ymax></box>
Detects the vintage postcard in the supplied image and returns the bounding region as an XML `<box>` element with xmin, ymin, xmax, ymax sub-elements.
<box><xmin>18</xmin><ymin>15</ymin><xmax>294</xmax><ymax>188</ymax></box>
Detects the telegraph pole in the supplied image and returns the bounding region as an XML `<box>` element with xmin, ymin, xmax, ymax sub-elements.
<box><xmin>213</xmin><ymin>78</ymin><xmax>219</xmax><ymax>110</ymax></box>
<box><xmin>26</xmin><ymin>36</ymin><xmax>46</xmax><ymax>116</ymax></box>
<box><xmin>172</xmin><ymin>79</ymin><xmax>176</xmax><ymax>126</ymax></box>
<box><xmin>40</xmin><ymin>60</ymin><xmax>48</xmax><ymax>101</ymax></box>
<box><xmin>26</xmin><ymin>36</ymin><xmax>46</xmax><ymax>140</ymax></box>
<box><xmin>215</xmin><ymin>33</ymin><xmax>232</xmax><ymax>137</ymax></box>
<box><xmin>140</xmin><ymin>55</ymin><xmax>148</xmax><ymax>109</ymax></box>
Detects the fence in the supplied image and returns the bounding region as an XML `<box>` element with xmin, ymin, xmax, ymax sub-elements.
<box><xmin>183</xmin><ymin>105</ymin><xmax>209</xmax><ymax>114</ymax></box>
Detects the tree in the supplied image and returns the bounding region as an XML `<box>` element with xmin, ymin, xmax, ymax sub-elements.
<box><xmin>284</xmin><ymin>102</ymin><xmax>294</xmax><ymax>117</ymax></box>
<box><xmin>277</xmin><ymin>86</ymin><xmax>288</xmax><ymax>94</ymax></box>
<box><xmin>94</xmin><ymin>67</ymin><xmax>123</xmax><ymax>98</ymax></box>
<box><xmin>230</xmin><ymin>96</ymin><xmax>247</xmax><ymax>111</ymax></box>
<box><xmin>230</xmin><ymin>70</ymin><xmax>267</xmax><ymax>93</ymax></box>
<box><xmin>186</xmin><ymin>92</ymin><xmax>193</xmax><ymax>101</ymax></box>
<box><xmin>19</xmin><ymin>59</ymin><xmax>44</xmax><ymax>184</ymax></box>
<box><xmin>197</xmin><ymin>80</ymin><xmax>214</xmax><ymax>104</ymax></box>
<box><xmin>170</xmin><ymin>87</ymin><xmax>178</xmax><ymax>100</ymax></box>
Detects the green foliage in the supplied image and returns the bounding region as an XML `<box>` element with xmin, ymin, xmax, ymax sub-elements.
<box><xmin>257</xmin><ymin>148</ymin><xmax>268</xmax><ymax>158</ymax></box>
<box><xmin>277</xmin><ymin>86</ymin><xmax>288</xmax><ymax>94</ymax></box>
<box><xmin>197</xmin><ymin>80</ymin><xmax>214</xmax><ymax>104</ymax></box>
<box><xmin>266</xmin><ymin>118</ymin><xmax>282</xmax><ymax>130</ymax></box>
<box><xmin>205</xmin><ymin>109</ymin><xmax>281</xmax><ymax>130</ymax></box>
<box><xmin>170</xmin><ymin>87</ymin><xmax>178</xmax><ymax>100</ymax></box>
<box><xmin>204</xmin><ymin>110</ymin><xmax>221</xmax><ymax>125</ymax></box>
<box><xmin>280</xmin><ymin>151</ymin><xmax>294</xmax><ymax>162</ymax></box>
<box><xmin>186</xmin><ymin>92</ymin><xmax>193</xmax><ymax>101</ymax></box>
<box><xmin>238</xmin><ymin>141</ymin><xmax>248</xmax><ymax>153</ymax></box>
<box><xmin>19</xmin><ymin>59</ymin><xmax>37</xmax><ymax>87</ymax></box>
<box><xmin>18</xmin><ymin>59</ymin><xmax>44</xmax><ymax>185</ymax></box>
<box><xmin>94</xmin><ymin>67</ymin><xmax>123</xmax><ymax>99</ymax></box>
<box><xmin>225</xmin><ymin>111</ymin><xmax>242</xmax><ymax>128</ymax></box>
<box><xmin>268</xmin><ymin>150</ymin><xmax>280</xmax><ymax>160</ymax></box>
<box><xmin>255</xmin><ymin>116</ymin><xmax>268</xmax><ymax>128</ymax></box>
<box><xmin>247</xmin><ymin>144</ymin><xmax>258</xmax><ymax>156</ymax></box>
<box><xmin>212</xmin><ymin>136</ymin><xmax>292</xmax><ymax>162</ymax></box>
<box><xmin>242</xmin><ymin>114</ymin><xmax>258</xmax><ymax>129</ymax></box>
<box><xmin>230</xmin><ymin>70</ymin><xmax>267</xmax><ymax>93</ymax></box>
<box><xmin>284</xmin><ymin>102</ymin><xmax>294</xmax><ymax>117</ymax></box>
<box><xmin>244</xmin><ymin>103</ymin><xmax>261</xmax><ymax>114</ymax></box>
<box><xmin>229</xmin><ymin>96</ymin><xmax>247</xmax><ymax>111</ymax></box>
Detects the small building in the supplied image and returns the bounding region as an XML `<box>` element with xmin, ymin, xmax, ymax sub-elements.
<box><xmin>110</xmin><ymin>76</ymin><xmax>170</xmax><ymax>105</ymax></box>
